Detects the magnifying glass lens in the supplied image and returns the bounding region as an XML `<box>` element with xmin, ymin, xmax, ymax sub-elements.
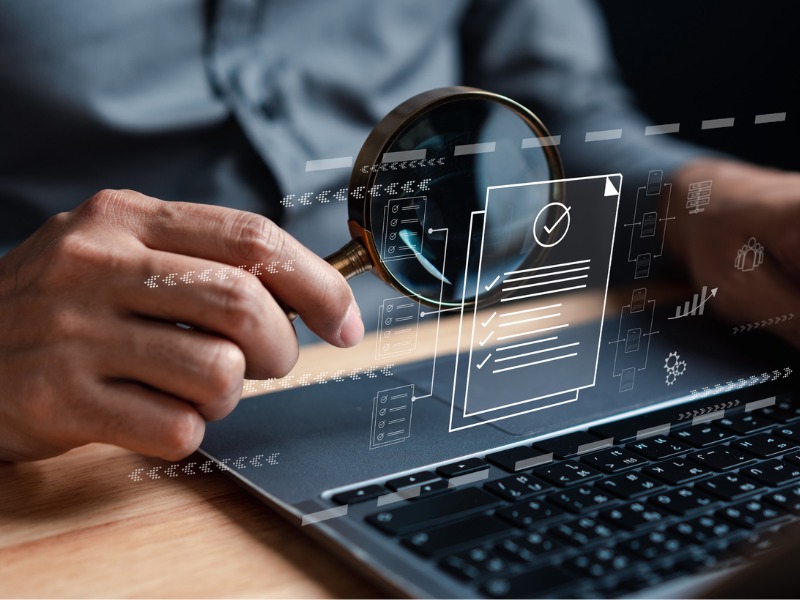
<box><xmin>322</xmin><ymin>89</ymin><xmax>563</xmax><ymax>316</ymax></box>
<box><xmin>365</xmin><ymin>95</ymin><xmax>560</xmax><ymax>308</ymax></box>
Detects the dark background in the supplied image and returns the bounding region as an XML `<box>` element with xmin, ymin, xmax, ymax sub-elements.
<box><xmin>598</xmin><ymin>0</ymin><xmax>797</xmax><ymax>171</ymax></box>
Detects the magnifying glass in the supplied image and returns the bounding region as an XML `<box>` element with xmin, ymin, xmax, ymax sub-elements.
<box><xmin>323</xmin><ymin>86</ymin><xmax>565</xmax><ymax>311</ymax></box>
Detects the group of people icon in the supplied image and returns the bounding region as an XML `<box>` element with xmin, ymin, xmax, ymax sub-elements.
<box><xmin>734</xmin><ymin>237</ymin><xmax>764</xmax><ymax>272</ymax></box>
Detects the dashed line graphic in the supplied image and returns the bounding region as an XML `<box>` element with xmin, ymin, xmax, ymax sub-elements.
<box><xmin>144</xmin><ymin>261</ymin><xmax>296</xmax><ymax>289</ymax></box>
<box><xmin>243</xmin><ymin>364</ymin><xmax>395</xmax><ymax>395</ymax></box>
<box><xmin>127</xmin><ymin>453</ymin><xmax>279</xmax><ymax>482</ymax></box>
<box><xmin>688</xmin><ymin>366</ymin><xmax>792</xmax><ymax>401</ymax></box>
<box><xmin>283</xmin><ymin>110</ymin><xmax>788</xmax><ymax>209</ymax></box>
<box><xmin>732</xmin><ymin>312</ymin><xmax>794</xmax><ymax>334</ymax></box>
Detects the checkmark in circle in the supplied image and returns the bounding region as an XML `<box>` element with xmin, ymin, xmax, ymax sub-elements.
<box><xmin>533</xmin><ymin>202</ymin><xmax>571</xmax><ymax>248</ymax></box>
<box><xmin>543</xmin><ymin>205</ymin><xmax>570</xmax><ymax>234</ymax></box>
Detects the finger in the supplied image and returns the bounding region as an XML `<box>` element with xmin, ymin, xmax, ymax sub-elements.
<box><xmin>112</xmin><ymin>191</ymin><xmax>362</xmax><ymax>347</ymax></box>
<box><xmin>122</xmin><ymin>248</ymin><xmax>299</xmax><ymax>379</ymax></box>
<box><xmin>67</xmin><ymin>380</ymin><xmax>206</xmax><ymax>461</ymax></box>
<box><xmin>102</xmin><ymin>318</ymin><xmax>245</xmax><ymax>421</ymax></box>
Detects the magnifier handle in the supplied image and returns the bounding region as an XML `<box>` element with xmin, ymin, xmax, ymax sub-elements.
<box><xmin>284</xmin><ymin>239</ymin><xmax>373</xmax><ymax>321</ymax></box>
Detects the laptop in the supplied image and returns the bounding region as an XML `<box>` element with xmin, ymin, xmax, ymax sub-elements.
<box><xmin>199</xmin><ymin>171</ymin><xmax>799</xmax><ymax>598</ymax></box>
<box><xmin>198</xmin><ymin>5</ymin><xmax>800</xmax><ymax>596</ymax></box>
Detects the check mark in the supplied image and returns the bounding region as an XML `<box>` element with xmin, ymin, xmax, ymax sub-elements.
<box><xmin>484</xmin><ymin>275</ymin><xmax>501</xmax><ymax>291</ymax></box>
<box><xmin>479</xmin><ymin>331</ymin><xmax>494</xmax><ymax>347</ymax></box>
<box><xmin>476</xmin><ymin>354</ymin><xmax>492</xmax><ymax>369</ymax></box>
<box><xmin>481</xmin><ymin>312</ymin><xmax>497</xmax><ymax>327</ymax></box>
<box><xmin>543</xmin><ymin>206</ymin><xmax>571</xmax><ymax>234</ymax></box>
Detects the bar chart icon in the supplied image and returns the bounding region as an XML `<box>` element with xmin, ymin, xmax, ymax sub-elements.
<box><xmin>669</xmin><ymin>286</ymin><xmax>718</xmax><ymax>320</ymax></box>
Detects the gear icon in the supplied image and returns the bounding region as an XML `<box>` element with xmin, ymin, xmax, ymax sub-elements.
<box><xmin>664</xmin><ymin>351</ymin><xmax>687</xmax><ymax>386</ymax></box>
<box><xmin>664</xmin><ymin>351</ymin><xmax>680</xmax><ymax>373</ymax></box>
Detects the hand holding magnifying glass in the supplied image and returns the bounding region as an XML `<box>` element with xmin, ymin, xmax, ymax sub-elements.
<box><xmin>294</xmin><ymin>87</ymin><xmax>565</xmax><ymax>318</ymax></box>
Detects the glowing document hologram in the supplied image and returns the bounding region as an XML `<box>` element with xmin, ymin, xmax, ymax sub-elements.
<box><xmin>380</xmin><ymin>196</ymin><xmax>427</xmax><ymax>262</ymax></box>
<box><xmin>625</xmin><ymin>169</ymin><xmax>674</xmax><ymax>280</ymax></box>
<box><xmin>449</xmin><ymin>175</ymin><xmax>621</xmax><ymax>431</ymax></box>
<box><xmin>370</xmin><ymin>384</ymin><xmax>414</xmax><ymax>449</ymax></box>
<box><xmin>610</xmin><ymin>287</ymin><xmax>659</xmax><ymax>392</ymax></box>
<box><xmin>375</xmin><ymin>296</ymin><xmax>421</xmax><ymax>358</ymax></box>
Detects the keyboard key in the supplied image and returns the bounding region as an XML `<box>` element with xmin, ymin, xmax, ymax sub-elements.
<box><xmin>403</xmin><ymin>514</ymin><xmax>512</xmax><ymax>558</ymax></box>
<box><xmin>627</xmin><ymin>436</ymin><xmax>691</xmax><ymax>461</ymax></box>
<box><xmin>687</xmin><ymin>447</ymin><xmax>756</xmax><ymax>471</ymax></box>
<box><xmin>493</xmin><ymin>532</ymin><xmax>565</xmax><ymax>563</ymax></box>
<box><xmin>482</xmin><ymin>565</ymin><xmax>574</xmax><ymax>598</ymax></box>
<box><xmin>547</xmin><ymin>485</ymin><xmax>616</xmax><ymax>514</ymax></box>
<box><xmin>590</xmin><ymin>415</ymin><xmax>664</xmax><ymax>444</ymax></box>
<box><xmin>332</xmin><ymin>484</ymin><xmax>385</xmax><ymax>505</ymax></box>
<box><xmin>551</xmin><ymin>516</ymin><xmax>614</xmax><ymax>545</ymax></box>
<box><xmin>731</xmin><ymin>530</ymin><xmax>784</xmax><ymax>557</ymax></box>
<box><xmin>671</xmin><ymin>514</ymin><xmax>742</xmax><ymax>545</ymax></box>
<box><xmin>735</xmin><ymin>433</ymin><xmax>798</xmax><ymax>458</ymax></box>
<box><xmin>762</xmin><ymin>398</ymin><xmax>800</xmax><ymax>423</ymax></box>
<box><xmin>763</xmin><ymin>485</ymin><xmax>800</xmax><ymax>514</ymax></box>
<box><xmin>718</xmin><ymin>499</ymin><xmax>790</xmax><ymax>529</ymax></box>
<box><xmin>740</xmin><ymin>459</ymin><xmax>800</xmax><ymax>487</ymax></box>
<box><xmin>484</xmin><ymin>473</ymin><xmax>550</xmax><ymax>502</ymax></box>
<box><xmin>620</xmin><ymin>528</ymin><xmax>694</xmax><ymax>560</ymax></box>
<box><xmin>580</xmin><ymin>447</ymin><xmax>648</xmax><ymax>473</ymax></box>
<box><xmin>385</xmin><ymin>471</ymin><xmax>439</xmax><ymax>492</ymax></box>
<box><xmin>613</xmin><ymin>568</ymin><xmax>662</xmax><ymax>594</ymax></box>
<box><xmin>440</xmin><ymin>546</ymin><xmax>509</xmax><ymax>581</ymax></box>
<box><xmin>439</xmin><ymin>555</ymin><xmax>482</xmax><ymax>581</ymax></box>
<box><xmin>784</xmin><ymin>450</ymin><xmax>800</xmax><ymax>467</ymax></box>
<box><xmin>532</xmin><ymin>460</ymin><xmax>601</xmax><ymax>487</ymax></box>
<box><xmin>718</xmin><ymin>412</ymin><xmax>774</xmax><ymax>435</ymax></box>
<box><xmin>671</xmin><ymin>424</ymin><xmax>735</xmax><ymax>448</ymax></box>
<box><xmin>366</xmin><ymin>487</ymin><xmax>501</xmax><ymax>535</ymax></box>
<box><xmin>696</xmin><ymin>473</ymin><xmax>765</xmax><ymax>501</ymax></box>
<box><xmin>416</xmin><ymin>479</ymin><xmax>449</xmax><ymax>498</ymax></box>
<box><xmin>496</xmin><ymin>498</ymin><xmax>566</xmax><ymax>529</ymax></box>
<box><xmin>485</xmin><ymin>446</ymin><xmax>552</xmax><ymax>472</ymax></box>
<box><xmin>596</xmin><ymin>471</ymin><xmax>665</xmax><ymax>499</ymax></box>
<box><xmin>648</xmin><ymin>486</ymin><xmax>718</xmax><ymax>516</ymax></box>
<box><xmin>565</xmin><ymin>545</ymin><xmax>632</xmax><ymax>578</ymax></box>
<box><xmin>436</xmin><ymin>458</ymin><xmax>489</xmax><ymax>478</ymax></box>
<box><xmin>773</xmin><ymin>425</ymin><xmax>800</xmax><ymax>444</ymax></box>
<box><xmin>599</xmin><ymin>501</ymin><xmax>667</xmax><ymax>531</ymax></box>
<box><xmin>644</xmin><ymin>458</ymin><xmax>711</xmax><ymax>485</ymax></box>
<box><xmin>534</xmin><ymin>431</ymin><xmax>611</xmax><ymax>458</ymax></box>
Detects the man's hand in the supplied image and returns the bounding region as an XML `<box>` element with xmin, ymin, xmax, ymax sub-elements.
<box><xmin>0</xmin><ymin>190</ymin><xmax>363</xmax><ymax>461</ymax></box>
<box><xmin>668</xmin><ymin>158</ymin><xmax>800</xmax><ymax>348</ymax></box>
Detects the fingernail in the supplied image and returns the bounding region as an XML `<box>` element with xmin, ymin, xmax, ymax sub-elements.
<box><xmin>339</xmin><ymin>303</ymin><xmax>364</xmax><ymax>347</ymax></box>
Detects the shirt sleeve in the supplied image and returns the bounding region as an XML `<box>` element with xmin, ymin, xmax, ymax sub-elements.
<box><xmin>459</xmin><ymin>0</ymin><xmax>705</xmax><ymax>178</ymax></box>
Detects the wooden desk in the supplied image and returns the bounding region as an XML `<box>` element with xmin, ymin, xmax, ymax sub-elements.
<box><xmin>0</xmin><ymin>290</ymin><xmax>618</xmax><ymax>598</ymax></box>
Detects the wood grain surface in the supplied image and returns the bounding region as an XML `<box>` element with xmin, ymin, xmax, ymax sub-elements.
<box><xmin>0</xmin><ymin>289</ymin><xmax>626</xmax><ymax>598</ymax></box>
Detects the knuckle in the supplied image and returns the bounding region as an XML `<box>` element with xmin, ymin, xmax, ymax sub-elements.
<box><xmin>218</xmin><ymin>277</ymin><xmax>261</xmax><ymax>334</ymax></box>
<box><xmin>48</xmin><ymin>308</ymin><xmax>85</xmax><ymax>340</ymax></box>
<box><xmin>80</xmin><ymin>189</ymin><xmax>126</xmax><ymax>219</ymax></box>
<box><xmin>44</xmin><ymin>232</ymin><xmax>125</xmax><ymax>289</ymax></box>
<box><xmin>161</xmin><ymin>408</ymin><xmax>203</xmax><ymax>460</ymax></box>
<box><xmin>230</xmin><ymin>212</ymin><xmax>285</xmax><ymax>262</ymax></box>
<box><xmin>204</xmin><ymin>342</ymin><xmax>245</xmax><ymax>401</ymax></box>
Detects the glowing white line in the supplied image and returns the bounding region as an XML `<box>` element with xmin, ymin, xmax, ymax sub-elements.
<box><xmin>492</xmin><ymin>352</ymin><xmax>578</xmax><ymax>374</ymax></box>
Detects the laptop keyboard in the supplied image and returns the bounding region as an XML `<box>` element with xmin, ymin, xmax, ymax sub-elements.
<box><xmin>331</xmin><ymin>394</ymin><xmax>800</xmax><ymax>597</ymax></box>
